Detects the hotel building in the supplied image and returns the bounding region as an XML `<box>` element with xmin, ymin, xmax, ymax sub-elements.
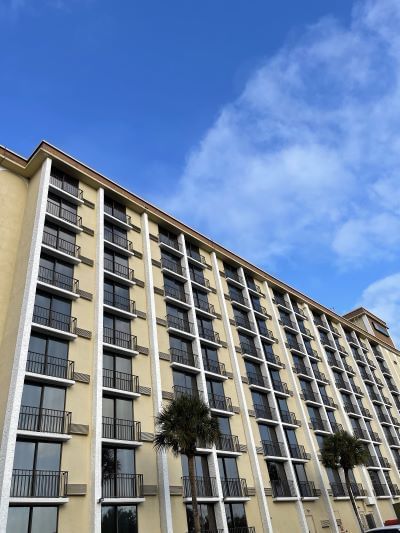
<box><xmin>1</xmin><ymin>141</ymin><xmax>400</xmax><ymax>533</ymax></box>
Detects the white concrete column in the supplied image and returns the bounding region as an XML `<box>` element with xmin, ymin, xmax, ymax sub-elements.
<box><xmin>0</xmin><ymin>158</ymin><xmax>51</xmax><ymax>532</ymax></box>
<box><xmin>141</xmin><ymin>213</ymin><xmax>174</xmax><ymax>533</ymax></box>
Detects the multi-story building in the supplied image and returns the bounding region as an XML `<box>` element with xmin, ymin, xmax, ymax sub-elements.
<box><xmin>1</xmin><ymin>141</ymin><xmax>400</xmax><ymax>533</ymax></box>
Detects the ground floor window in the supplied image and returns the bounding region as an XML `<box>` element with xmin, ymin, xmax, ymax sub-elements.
<box><xmin>102</xmin><ymin>505</ymin><xmax>137</xmax><ymax>533</ymax></box>
<box><xmin>7</xmin><ymin>506</ymin><xmax>58</xmax><ymax>533</ymax></box>
<box><xmin>224</xmin><ymin>502</ymin><xmax>248</xmax><ymax>529</ymax></box>
<box><xmin>186</xmin><ymin>503</ymin><xmax>217</xmax><ymax>532</ymax></box>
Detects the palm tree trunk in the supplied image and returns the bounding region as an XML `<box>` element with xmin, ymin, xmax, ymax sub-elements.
<box><xmin>188</xmin><ymin>454</ymin><xmax>201</xmax><ymax>533</ymax></box>
<box><xmin>344</xmin><ymin>469</ymin><xmax>364</xmax><ymax>532</ymax></box>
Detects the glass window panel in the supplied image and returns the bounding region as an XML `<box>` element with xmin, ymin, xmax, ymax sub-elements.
<box><xmin>36</xmin><ymin>443</ymin><xmax>61</xmax><ymax>471</ymax></box>
<box><xmin>28</xmin><ymin>334</ymin><xmax>47</xmax><ymax>355</ymax></box>
<box><xmin>46</xmin><ymin>338</ymin><xmax>68</xmax><ymax>359</ymax></box>
<box><xmin>21</xmin><ymin>384</ymin><xmax>41</xmax><ymax>408</ymax></box>
<box><xmin>117</xmin><ymin>448</ymin><xmax>135</xmax><ymax>474</ymax></box>
<box><xmin>115</xmin><ymin>398</ymin><xmax>133</xmax><ymax>420</ymax></box>
<box><xmin>115</xmin><ymin>356</ymin><xmax>131</xmax><ymax>374</ymax></box>
<box><xmin>42</xmin><ymin>387</ymin><xmax>65</xmax><ymax>411</ymax></box>
<box><xmin>6</xmin><ymin>507</ymin><xmax>29</xmax><ymax>533</ymax></box>
<box><xmin>13</xmin><ymin>441</ymin><xmax>35</xmax><ymax>470</ymax></box>
<box><xmin>50</xmin><ymin>297</ymin><xmax>71</xmax><ymax>316</ymax></box>
<box><xmin>101</xmin><ymin>506</ymin><xmax>116</xmax><ymax>533</ymax></box>
<box><xmin>102</xmin><ymin>397</ymin><xmax>115</xmax><ymax>418</ymax></box>
<box><xmin>103</xmin><ymin>354</ymin><xmax>114</xmax><ymax>371</ymax></box>
<box><xmin>114</xmin><ymin>317</ymin><xmax>130</xmax><ymax>334</ymax></box>
<box><xmin>118</xmin><ymin>505</ymin><xmax>137</xmax><ymax>533</ymax></box>
<box><xmin>35</xmin><ymin>293</ymin><xmax>51</xmax><ymax>309</ymax></box>
<box><xmin>31</xmin><ymin>507</ymin><xmax>58</xmax><ymax>533</ymax></box>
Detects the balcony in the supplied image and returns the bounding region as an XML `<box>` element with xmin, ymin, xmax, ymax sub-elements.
<box><xmin>271</xmin><ymin>379</ymin><xmax>290</xmax><ymax>395</ymax></box>
<box><xmin>240</xmin><ymin>342</ymin><xmax>262</xmax><ymax>360</ymax></box>
<box><xmin>313</xmin><ymin>316</ymin><xmax>325</xmax><ymax>328</ymax></box>
<box><xmin>46</xmin><ymin>199</ymin><xmax>82</xmax><ymax>231</ymax></box>
<box><xmin>273</xmin><ymin>294</ymin><xmax>289</xmax><ymax>309</ymax></box>
<box><xmin>104</xmin><ymin>205</ymin><xmax>131</xmax><ymax>228</ymax></box>
<box><xmin>32</xmin><ymin>305</ymin><xmax>77</xmax><ymax>337</ymax></box>
<box><xmin>301</xmin><ymin>389</ymin><xmax>320</xmax><ymax>404</ymax></box>
<box><xmin>310</xmin><ymin>418</ymin><xmax>329</xmax><ymax>432</ymax></box>
<box><xmin>190</xmin><ymin>271</ymin><xmax>210</xmax><ymax>290</ymax></box>
<box><xmin>230</xmin><ymin>292</ymin><xmax>250</xmax><ymax>309</ymax></box>
<box><xmin>330</xmin><ymin>482</ymin><xmax>348</xmax><ymax>497</ymax></box>
<box><xmin>170</xmin><ymin>348</ymin><xmax>199</xmax><ymax>370</ymax></box>
<box><xmin>173</xmin><ymin>385</ymin><xmax>200</xmax><ymax>399</ymax></box>
<box><xmin>335</xmin><ymin>378</ymin><xmax>350</xmax><ymax>391</ymax></box>
<box><xmin>221</xmin><ymin>477</ymin><xmax>248</xmax><ymax>499</ymax></box>
<box><xmin>292</xmin><ymin>303</ymin><xmax>306</xmax><ymax>317</ymax></box>
<box><xmin>103</xmin><ymin>368</ymin><xmax>139</xmax><ymax>395</ymax></box>
<box><xmin>38</xmin><ymin>265</ymin><xmax>79</xmax><ymax>296</ymax></box>
<box><xmin>158</xmin><ymin>234</ymin><xmax>182</xmax><ymax>253</ymax></box>
<box><xmin>372</xmin><ymin>483</ymin><xmax>390</xmax><ymax>497</ymax></box>
<box><xmin>343</xmin><ymin>402</ymin><xmax>359</xmax><ymax>416</ymax></box>
<box><xmin>320</xmin><ymin>394</ymin><xmax>336</xmax><ymax>409</ymax></box>
<box><xmin>208</xmin><ymin>393</ymin><xmax>233</xmax><ymax>413</ymax></box>
<box><xmin>195</xmin><ymin>298</ymin><xmax>215</xmax><ymax>316</ymax></box>
<box><xmin>293</xmin><ymin>364</ymin><xmax>312</xmax><ymax>378</ymax></box>
<box><xmin>104</xmin><ymin>258</ymin><xmax>135</xmax><ymax>284</ymax></box>
<box><xmin>343</xmin><ymin>362</ymin><xmax>355</xmax><ymax>374</ymax></box>
<box><xmin>286</xmin><ymin>339</ymin><xmax>304</xmax><ymax>353</ymax></box>
<box><xmin>50</xmin><ymin>174</ymin><xmax>83</xmax><ymax>202</ymax></box>
<box><xmin>280</xmin><ymin>411</ymin><xmax>300</xmax><ymax>426</ymax></box>
<box><xmin>11</xmin><ymin>469</ymin><xmax>68</xmax><ymax>498</ymax></box>
<box><xmin>330</xmin><ymin>422</ymin><xmax>343</xmax><ymax>433</ymax></box>
<box><xmin>388</xmin><ymin>483</ymin><xmax>400</xmax><ymax>497</ymax></box>
<box><xmin>258</xmin><ymin>325</ymin><xmax>275</xmax><ymax>341</ymax></box>
<box><xmin>42</xmin><ymin>231</ymin><xmax>80</xmax><ymax>261</ymax></box>
<box><xmin>352</xmin><ymin>428</ymin><xmax>369</xmax><ymax>441</ymax></box>
<box><xmin>247</xmin><ymin>372</ymin><xmax>269</xmax><ymax>390</ymax></box>
<box><xmin>104</xmin><ymin>229</ymin><xmax>133</xmax><ymax>254</ymax></box>
<box><xmin>203</xmin><ymin>359</ymin><xmax>226</xmax><ymax>377</ymax></box>
<box><xmin>164</xmin><ymin>284</ymin><xmax>189</xmax><ymax>305</ymax></box>
<box><xmin>235</xmin><ymin>314</ymin><xmax>255</xmax><ymax>332</ymax></box>
<box><xmin>264</xmin><ymin>352</ymin><xmax>283</xmax><ymax>367</ymax></box>
<box><xmin>102</xmin><ymin>417</ymin><xmax>141</xmax><ymax>443</ymax></box>
<box><xmin>262</xmin><ymin>440</ymin><xmax>286</xmax><ymax>458</ymax></box>
<box><xmin>369</xmin><ymin>431</ymin><xmax>381</xmax><ymax>442</ymax></box>
<box><xmin>288</xmin><ymin>444</ymin><xmax>310</xmax><ymax>461</ymax></box>
<box><xmin>298</xmin><ymin>481</ymin><xmax>318</xmax><ymax>498</ymax></box>
<box><xmin>216</xmin><ymin>434</ymin><xmax>241</xmax><ymax>453</ymax></box>
<box><xmin>198</xmin><ymin>326</ymin><xmax>220</xmax><ymax>345</ymax></box>
<box><xmin>298</xmin><ymin>325</ymin><xmax>312</xmax><ymax>338</ymax></box>
<box><xmin>104</xmin><ymin>290</ymin><xmax>136</xmax><ymax>316</ymax></box>
<box><xmin>313</xmin><ymin>369</ymin><xmax>328</xmax><ymax>382</ymax></box>
<box><xmin>26</xmin><ymin>351</ymin><xmax>74</xmax><ymax>381</ymax></box>
<box><xmin>328</xmin><ymin>357</ymin><xmax>342</xmax><ymax>370</ymax></box>
<box><xmin>102</xmin><ymin>473</ymin><xmax>144</xmax><ymax>499</ymax></box>
<box><xmin>187</xmin><ymin>249</ymin><xmax>207</xmax><ymax>266</ymax></box>
<box><xmin>161</xmin><ymin>256</ymin><xmax>186</xmax><ymax>278</ymax></box>
<box><xmin>225</xmin><ymin>270</ymin><xmax>242</xmax><ymax>285</ymax></box>
<box><xmin>18</xmin><ymin>406</ymin><xmax>71</xmax><ymax>436</ymax></box>
<box><xmin>103</xmin><ymin>327</ymin><xmax>137</xmax><ymax>353</ymax></box>
<box><xmin>377</xmin><ymin>412</ymin><xmax>391</xmax><ymax>425</ymax></box>
<box><xmin>166</xmin><ymin>314</ymin><xmax>194</xmax><ymax>336</ymax></box>
<box><xmin>281</xmin><ymin>316</ymin><xmax>297</xmax><ymax>330</ymax></box>
<box><xmin>182</xmin><ymin>476</ymin><xmax>218</xmax><ymax>498</ymax></box>
<box><xmin>385</xmin><ymin>434</ymin><xmax>399</xmax><ymax>447</ymax></box>
<box><xmin>254</xmin><ymin>404</ymin><xmax>277</xmax><ymax>422</ymax></box>
<box><xmin>365</xmin><ymin>455</ymin><xmax>380</xmax><ymax>468</ymax></box>
<box><xmin>252</xmin><ymin>303</ymin><xmax>269</xmax><ymax>317</ymax></box>
<box><xmin>270</xmin><ymin>479</ymin><xmax>296</xmax><ymax>498</ymax></box>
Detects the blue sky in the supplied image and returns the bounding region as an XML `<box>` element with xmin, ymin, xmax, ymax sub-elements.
<box><xmin>1</xmin><ymin>0</ymin><xmax>400</xmax><ymax>343</ymax></box>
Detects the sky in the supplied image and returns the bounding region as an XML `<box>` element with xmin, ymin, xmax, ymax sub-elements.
<box><xmin>1</xmin><ymin>0</ymin><xmax>400</xmax><ymax>344</ymax></box>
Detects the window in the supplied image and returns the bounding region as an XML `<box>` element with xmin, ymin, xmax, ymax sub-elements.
<box><xmin>372</xmin><ymin>321</ymin><xmax>389</xmax><ymax>337</ymax></box>
<box><xmin>13</xmin><ymin>440</ymin><xmax>61</xmax><ymax>471</ymax></box>
<box><xmin>39</xmin><ymin>255</ymin><xmax>74</xmax><ymax>291</ymax></box>
<box><xmin>51</xmin><ymin>167</ymin><xmax>79</xmax><ymax>195</ymax></box>
<box><xmin>186</xmin><ymin>503</ymin><xmax>216</xmax><ymax>533</ymax></box>
<box><xmin>104</xmin><ymin>314</ymin><xmax>131</xmax><ymax>334</ymax></box>
<box><xmin>218</xmin><ymin>457</ymin><xmax>239</xmax><ymax>479</ymax></box>
<box><xmin>224</xmin><ymin>503</ymin><xmax>248</xmax><ymax>529</ymax></box>
<box><xmin>20</xmin><ymin>382</ymin><xmax>66</xmax><ymax>433</ymax></box>
<box><xmin>104</xmin><ymin>196</ymin><xmax>127</xmax><ymax>222</ymax></box>
<box><xmin>27</xmin><ymin>334</ymin><xmax>69</xmax><ymax>379</ymax></box>
<box><xmin>34</xmin><ymin>292</ymin><xmax>71</xmax><ymax>320</ymax></box>
<box><xmin>47</xmin><ymin>192</ymin><xmax>78</xmax><ymax>223</ymax></box>
<box><xmin>101</xmin><ymin>505</ymin><xmax>138</xmax><ymax>533</ymax></box>
<box><xmin>7</xmin><ymin>506</ymin><xmax>58</xmax><ymax>533</ymax></box>
<box><xmin>103</xmin><ymin>353</ymin><xmax>133</xmax><ymax>391</ymax></box>
<box><xmin>104</xmin><ymin>223</ymin><xmax>129</xmax><ymax>247</ymax></box>
<box><xmin>181</xmin><ymin>455</ymin><xmax>210</xmax><ymax>478</ymax></box>
<box><xmin>43</xmin><ymin>222</ymin><xmax>76</xmax><ymax>249</ymax></box>
<box><xmin>173</xmin><ymin>370</ymin><xmax>198</xmax><ymax>395</ymax></box>
<box><xmin>103</xmin><ymin>397</ymin><xmax>134</xmax><ymax>421</ymax></box>
<box><xmin>186</xmin><ymin>242</ymin><xmax>202</xmax><ymax>262</ymax></box>
<box><xmin>104</xmin><ymin>251</ymin><xmax>130</xmax><ymax>278</ymax></box>
<box><xmin>104</xmin><ymin>281</ymin><xmax>131</xmax><ymax>311</ymax></box>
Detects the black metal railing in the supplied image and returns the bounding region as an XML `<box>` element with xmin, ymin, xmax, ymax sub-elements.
<box><xmin>104</xmin><ymin>258</ymin><xmax>135</xmax><ymax>281</ymax></box>
<box><xmin>38</xmin><ymin>265</ymin><xmax>79</xmax><ymax>293</ymax></box>
<box><xmin>298</xmin><ymin>481</ymin><xmax>318</xmax><ymax>498</ymax></box>
<box><xmin>330</xmin><ymin>482</ymin><xmax>348</xmax><ymax>497</ymax></box>
<box><xmin>258</xmin><ymin>325</ymin><xmax>274</xmax><ymax>339</ymax></box>
<box><xmin>229</xmin><ymin>291</ymin><xmax>249</xmax><ymax>307</ymax></box>
<box><xmin>104</xmin><ymin>229</ymin><xmax>133</xmax><ymax>252</ymax></box>
<box><xmin>170</xmin><ymin>347</ymin><xmax>198</xmax><ymax>368</ymax></box>
<box><xmin>158</xmin><ymin>234</ymin><xmax>181</xmax><ymax>251</ymax></box>
<box><xmin>264</xmin><ymin>352</ymin><xmax>282</xmax><ymax>366</ymax></box>
<box><xmin>225</xmin><ymin>270</ymin><xmax>242</xmax><ymax>284</ymax></box>
<box><xmin>353</xmin><ymin>428</ymin><xmax>369</xmax><ymax>440</ymax></box>
<box><xmin>286</xmin><ymin>339</ymin><xmax>303</xmax><ymax>352</ymax></box>
<box><xmin>166</xmin><ymin>314</ymin><xmax>194</xmax><ymax>334</ymax></box>
<box><xmin>365</xmin><ymin>455</ymin><xmax>380</xmax><ymax>468</ymax></box>
<box><xmin>330</xmin><ymin>422</ymin><xmax>343</xmax><ymax>433</ymax></box>
<box><xmin>280</xmin><ymin>411</ymin><xmax>299</xmax><ymax>426</ymax></box>
<box><xmin>18</xmin><ymin>406</ymin><xmax>71</xmax><ymax>434</ymax></box>
<box><xmin>102</xmin><ymin>417</ymin><xmax>141</xmax><ymax>441</ymax></box>
<box><xmin>103</xmin><ymin>368</ymin><xmax>139</xmax><ymax>393</ymax></box>
<box><xmin>195</xmin><ymin>298</ymin><xmax>215</xmax><ymax>315</ymax></box>
<box><xmin>32</xmin><ymin>305</ymin><xmax>77</xmax><ymax>334</ymax></box>
<box><xmin>104</xmin><ymin>290</ymin><xmax>136</xmax><ymax>314</ymax></box>
<box><xmin>372</xmin><ymin>483</ymin><xmax>390</xmax><ymax>497</ymax></box>
<box><xmin>227</xmin><ymin>528</ymin><xmax>256</xmax><ymax>533</ymax></box>
<box><xmin>301</xmin><ymin>389</ymin><xmax>319</xmax><ymax>403</ymax></box>
<box><xmin>187</xmin><ymin>249</ymin><xmax>206</xmax><ymax>265</ymax></box>
<box><xmin>161</xmin><ymin>256</ymin><xmax>185</xmax><ymax>276</ymax></box>
<box><xmin>182</xmin><ymin>476</ymin><xmax>217</xmax><ymax>498</ymax></box>
<box><xmin>102</xmin><ymin>473</ymin><xmax>143</xmax><ymax>498</ymax></box>
<box><xmin>293</xmin><ymin>364</ymin><xmax>311</xmax><ymax>377</ymax></box>
<box><xmin>271</xmin><ymin>479</ymin><xmax>296</xmax><ymax>498</ymax></box>
<box><xmin>103</xmin><ymin>327</ymin><xmax>137</xmax><ymax>351</ymax></box>
<box><xmin>388</xmin><ymin>483</ymin><xmax>400</xmax><ymax>496</ymax></box>
<box><xmin>234</xmin><ymin>314</ymin><xmax>254</xmax><ymax>331</ymax></box>
<box><xmin>221</xmin><ymin>477</ymin><xmax>248</xmax><ymax>498</ymax></box>
<box><xmin>198</xmin><ymin>326</ymin><xmax>220</xmax><ymax>344</ymax></box>
<box><xmin>320</xmin><ymin>394</ymin><xmax>336</xmax><ymax>408</ymax></box>
<box><xmin>240</xmin><ymin>342</ymin><xmax>262</xmax><ymax>359</ymax></box>
<box><xmin>164</xmin><ymin>284</ymin><xmax>188</xmax><ymax>303</ymax></box>
<box><xmin>254</xmin><ymin>403</ymin><xmax>276</xmax><ymax>421</ymax></box>
<box><xmin>310</xmin><ymin>418</ymin><xmax>329</xmax><ymax>432</ymax></box>
<box><xmin>247</xmin><ymin>372</ymin><xmax>269</xmax><ymax>389</ymax></box>
<box><xmin>351</xmin><ymin>483</ymin><xmax>367</xmax><ymax>497</ymax></box>
<box><xmin>274</xmin><ymin>294</ymin><xmax>288</xmax><ymax>307</ymax></box>
<box><xmin>11</xmin><ymin>469</ymin><xmax>68</xmax><ymax>498</ymax></box>
<box><xmin>26</xmin><ymin>351</ymin><xmax>74</xmax><ymax>380</ymax></box>
<box><xmin>281</xmin><ymin>316</ymin><xmax>297</xmax><ymax>329</ymax></box>
<box><xmin>104</xmin><ymin>205</ymin><xmax>131</xmax><ymax>225</ymax></box>
<box><xmin>173</xmin><ymin>385</ymin><xmax>200</xmax><ymax>399</ymax></box>
<box><xmin>313</xmin><ymin>369</ymin><xmax>327</xmax><ymax>382</ymax></box>
<box><xmin>203</xmin><ymin>359</ymin><xmax>226</xmax><ymax>376</ymax></box>
<box><xmin>50</xmin><ymin>174</ymin><xmax>83</xmax><ymax>200</ymax></box>
<box><xmin>298</xmin><ymin>324</ymin><xmax>312</xmax><ymax>337</ymax></box>
<box><xmin>216</xmin><ymin>434</ymin><xmax>240</xmax><ymax>453</ymax></box>
<box><xmin>313</xmin><ymin>316</ymin><xmax>325</xmax><ymax>327</ymax></box>
<box><xmin>47</xmin><ymin>199</ymin><xmax>82</xmax><ymax>227</ymax></box>
<box><xmin>208</xmin><ymin>393</ymin><xmax>232</xmax><ymax>412</ymax></box>
<box><xmin>262</xmin><ymin>440</ymin><xmax>285</xmax><ymax>457</ymax></box>
<box><xmin>271</xmin><ymin>379</ymin><xmax>289</xmax><ymax>395</ymax></box>
<box><xmin>288</xmin><ymin>444</ymin><xmax>310</xmax><ymax>460</ymax></box>
<box><xmin>42</xmin><ymin>231</ymin><xmax>80</xmax><ymax>257</ymax></box>
<box><xmin>190</xmin><ymin>271</ymin><xmax>210</xmax><ymax>288</ymax></box>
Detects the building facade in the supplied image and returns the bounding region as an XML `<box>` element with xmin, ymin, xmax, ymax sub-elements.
<box><xmin>1</xmin><ymin>141</ymin><xmax>400</xmax><ymax>533</ymax></box>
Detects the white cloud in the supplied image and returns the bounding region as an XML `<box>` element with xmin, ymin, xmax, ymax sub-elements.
<box><xmin>161</xmin><ymin>0</ymin><xmax>400</xmax><ymax>268</ymax></box>
<box><xmin>360</xmin><ymin>273</ymin><xmax>400</xmax><ymax>347</ymax></box>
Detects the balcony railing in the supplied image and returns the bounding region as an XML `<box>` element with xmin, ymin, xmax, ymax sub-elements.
<box><xmin>182</xmin><ymin>476</ymin><xmax>218</xmax><ymax>498</ymax></box>
<box><xmin>104</xmin><ymin>290</ymin><xmax>136</xmax><ymax>314</ymax></box>
<box><xmin>42</xmin><ymin>231</ymin><xmax>80</xmax><ymax>257</ymax></box>
<box><xmin>26</xmin><ymin>351</ymin><xmax>74</xmax><ymax>380</ymax></box>
<box><xmin>170</xmin><ymin>347</ymin><xmax>198</xmax><ymax>368</ymax></box>
<box><xmin>330</xmin><ymin>422</ymin><xmax>343</xmax><ymax>433</ymax></box>
<box><xmin>301</xmin><ymin>389</ymin><xmax>319</xmax><ymax>403</ymax></box>
<box><xmin>11</xmin><ymin>469</ymin><xmax>68</xmax><ymax>498</ymax></box>
<box><xmin>18</xmin><ymin>406</ymin><xmax>71</xmax><ymax>434</ymax></box>
<box><xmin>353</xmin><ymin>428</ymin><xmax>369</xmax><ymax>440</ymax></box>
<box><xmin>103</xmin><ymin>327</ymin><xmax>137</xmax><ymax>351</ymax></box>
<box><xmin>32</xmin><ymin>305</ymin><xmax>77</xmax><ymax>334</ymax></box>
<box><xmin>351</xmin><ymin>483</ymin><xmax>367</xmax><ymax>497</ymax></box>
<box><xmin>274</xmin><ymin>294</ymin><xmax>288</xmax><ymax>307</ymax></box>
<box><xmin>330</xmin><ymin>482</ymin><xmax>348</xmax><ymax>497</ymax></box>
<box><xmin>47</xmin><ymin>199</ymin><xmax>82</xmax><ymax>227</ymax></box>
<box><xmin>198</xmin><ymin>326</ymin><xmax>220</xmax><ymax>344</ymax></box>
<box><xmin>388</xmin><ymin>483</ymin><xmax>400</xmax><ymax>496</ymax></box>
<box><xmin>254</xmin><ymin>403</ymin><xmax>276</xmax><ymax>421</ymax></box>
<box><xmin>247</xmin><ymin>372</ymin><xmax>269</xmax><ymax>389</ymax></box>
<box><xmin>229</xmin><ymin>292</ymin><xmax>249</xmax><ymax>307</ymax></box>
<box><xmin>103</xmin><ymin>368</ymin><xmax>139</xmax><ymax>393</ymax></box>
<box><xmin>216</xmin><ymin>434</ymin><xmax>240</xmax><ymax>453</ymax></box>
<box><xmin>288</xmin><ymin>444</ymin><xmax>310</xmax><ymax>460</ymax></box>
<box><xmin>203</xmin><ymin>358</ymin><xmax>226</xmax><ymax>376</ymax></box>
<box><xmin>104</xmin><ymin>205</ymin><xmax>131</xmax><ymax>225</ymax></box>
<box><xmin>271</xmin><ymin>479</ymin><xmax>296</xmax><ymax>498</ymax></box>
<box><xmin>320</xmin><ymin>394</ymin><xmax>336</xmax><ymax>408</ymax></box>
<box><xmin>293</xmin><ymin>364</ymin><xmax>312</xmax><ymax>377</ymax></box>
<box><xmin>173</xmin><ymin>385</ymin><xmax>200</xmax><ymax>399</ymax></box>
<box><xmin>258</xmin><ymin>325</ymin><xmax>274</xmax><ymax>339</ymax></box>
<box><xmin>235</xmin><ymin>314</ymin><xmax>254</xmax><ymax>331</ymax></box>
<box><xmin>102</xmin><ymin>473</ymin><xmax>143</xmax><ymax>498</ymax></box>
<box><xmin>262</xmin><ymin>440</ymin><xmax>285</xmax><ymax>457</ymax></box>
<box><xmin>271</xmin><ymin>379</ymin><xmax>289</xmax><ymax>395</ymax></box>
<box><xmin>161</xmin><ymin>256</ymin><xmax>185</xmax><ymax>276</ymax></box>
<box><xmin>280</xmin><ymin>411</ymin><xmax>300</xmax><ymax>426</ymax></box>
<box><xmin>221</xmin><ymin>477</ymin><xmax>248</xmax><ymax>498</ymax></box>
<box><xmin>164</xmin><ymin>284</ymin><xmax>188</xmax><ymax>304</ymax></box>
<box><xmin>314</xmin><ymin>316</ymin><xmax>325</xmax><ymax>328</ymax></box>
<box><xmin>158</xmin><ymin>234</ymin><xmax>181</xmax><ymax>251</ymax></box>
<box><xmin>225</xmin><ymin>270</ymin><xmax>242</xmax><ymax>284</ymax></box>
<box><xmin>50</xmin><ymin>174</ymin><xmax>83</xmax><ymax>199</ymax></box>
<box><xmin>208</xmin><ymin>393</ymin><xmax>233</xmax><ymax>412</ymax></box>
<box><xmin>372</xmin><ymin>483</ymin><xmax>390</xmax><ymax>497</ymax></box>
<box><xmin>195</xmin><ymin>298</ymin><xmax>215</xmax><ymax>315</ymax></box>
<box><xmin>286</xmin><ymin>339</ymin><xmax>303</xmax><ymax>352</ymax></box>
<box><xmin>313</xmin><ymin>369</ymin><xmax>327</xmax><ymax>382</ymax></box>
<box><xmin>187</xmin><ymin>249</ymin><xmax>206</xmax><ymax>265</ymax></box>
<box><xmin>104</xmin><ymin>229</ymin><xmax>133</xmax><ymax>252</ymax></box>
<box><xmin>38</xmin><ymin>265</ymin><xmax>79</xmax><ymax>293</ymax></box>
<box><xmin>104</xmin><ymin>258</ymin><xmax>135</xmax><ymax>281</ymax></box>
<box><xmin>190</xmin><ymin>271</ymin><xmax>210</xmax><ymax>289</ymax></box>
<box><xmin>166</xmin><ymin>314</ymin><xmax>194</xmax><ymax>334</ymax></box>
<box><xmin>365</xmin><ymin>455</ymin><xmax>380</xmax><ymax>468</ymax></box>
<box><xmin>102</xmin><ymin>417</ymin><xmax>141</xmax><ymax>442</ymax></box>
<box><xmin>310</xmin><ymin>418</ymin><xmax>329</xmax><ymax>432</ymax></box>
<box><xmin>264</xmin><ymin>352</ymin><xmax>282</xmax><ymax>366</ymax></box>
<box><xmin>240</xmin><ymin>342</ymin><xmax>262</xmax><ymax>359</ymax></box>
<box><xmin>298</xmin><ymin>481</ymin><xmax>318</xmax><ymax>498</ymax></box>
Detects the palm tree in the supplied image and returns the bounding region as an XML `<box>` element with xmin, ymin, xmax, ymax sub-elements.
<box><xmin>321</xmin><ymin>430</ymin><xmax>369</xmax><ymax>532</ymax></box>
<box><xmin>154</xmin><ymin>394</ymin><xmax>221</xmax><ymax>533</ymax></box>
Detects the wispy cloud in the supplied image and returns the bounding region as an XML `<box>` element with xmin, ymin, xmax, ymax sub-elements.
<box><xmin>162</xmin><ymin>0</ymin><xmax>400</xmax><ymax>269</ymax></box>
